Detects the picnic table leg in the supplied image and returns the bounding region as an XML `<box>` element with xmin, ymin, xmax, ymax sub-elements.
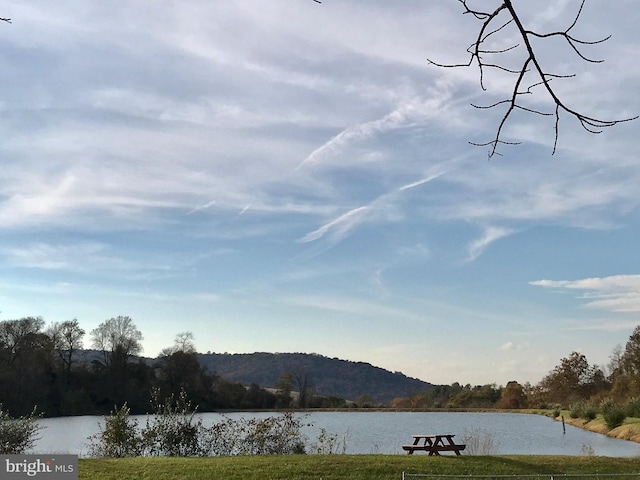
<box><xmin>444</xmin><ymin>435</ymin><xmax>462</xmax><ymax>456</ymax></box>
<box><xmin>410</xmin><ymin>437</ymin><xmax>422</xmax><ymax>454</ymax></box>
<box><xmin>425</xmin><ymin>437</ymin><xmax>438</xmax><ymax>456</ymax></box>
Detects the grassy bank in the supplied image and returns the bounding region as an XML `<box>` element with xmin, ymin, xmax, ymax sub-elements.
<box><xmin>79</xmin><ymin>455</ymin><xmax>640</xmax><ymax>480</ymax></box>
<box><xmin>555</xmin><ymin>411</ymin><xmax>640</xmax><ymax>443</ymax></box>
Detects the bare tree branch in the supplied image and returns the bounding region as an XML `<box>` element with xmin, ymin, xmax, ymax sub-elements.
<box><xmin>428</xmin><ymin>0</ymin><xmax>637</xmax><ymax>158</ymax></box>
<box><xmin>0</xmin><ymin>18</ymin><xmax>11</xmax><ymax>23</ymax></box>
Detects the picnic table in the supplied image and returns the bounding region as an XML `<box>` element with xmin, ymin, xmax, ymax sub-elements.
<box><xmin>402</xmin><ymin>434</ymin><xmax>466</xmax><ymax>455</ymax></box>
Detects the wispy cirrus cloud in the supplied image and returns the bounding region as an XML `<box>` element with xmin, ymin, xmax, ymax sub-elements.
<box><xmin>298</xmin><ymin>206</ymin><xmax>369</xmax><ymax>244</ymax></box>
<box><xmin>398</xmin><ymin>171</ymin><xmax>446</xmax><ymax>191</ymax></box>
<box><xmin>531</xmin><ymin>275</ymin><xmax>640</xmax><ymax>313</ymax></box>
<box><xmin>298</xmin><ymin>168</ymin><xmax>447</xmax><ymax>250</ymax></box>
<box><xmin>297</xmin><ymin>94</ymin><xmax>454</xmax><ymax>170</ymax></box>
<box><xmin>466</xmin><ymin>226</ymin><xmax>516</xmax><ymax>263</ymax></box>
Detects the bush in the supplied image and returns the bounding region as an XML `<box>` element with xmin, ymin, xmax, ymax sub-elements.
<box><xmin>87</xmin><ymin>403</ymin><xmax>140</xmax><ymax>458</ymax></box>
<box><xmin>624</xmin><ymin>398</ymin><xmax>640</xmax><ymax>418</ymax></box>
<box><xmin>0</xmin><ymin>405</ymin><xmax>42</xmax><ymax>454</ymax></box>
<box><xmin>199</xmin><ymin>412</ymin><xmax>307</xmax><ymax>456</ymax></box>
<box><xmin>140</xmin><ymin>388</ymin><xmax>203</xmax><ymax>457</ymax></box>
<box><xmin>460</xmin><ymin>427</ymin><xmax>496</xmax><ymax>455</ymax></box>
<box><xmin>310</xmin><ymin>428</ymin><xmax>349</xmax><ymax>454</ymax></box>
<box><xmin>602</xmin><ymin>403</ymin><xmax>626</xmax><ymax>430</ymax></box>
<box><xmin>569</xmin><ymin>401</ymin><xmax>597</xmax><ymax>420</ymax></box>
<box><xmin>88</xmin><ymin>390</ymin><xmax>312</xmax><ymax>458</ymax></box>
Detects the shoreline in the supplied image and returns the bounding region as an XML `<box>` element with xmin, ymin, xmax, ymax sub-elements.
<box><xmin>553</xmin><ymin>413</ymin><xmax>640</xmax><ymax>444</ymax></box>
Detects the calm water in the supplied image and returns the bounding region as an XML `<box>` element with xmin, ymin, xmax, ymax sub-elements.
<box><xmin>32</xmin><ymin>411</ymin><xmax>640</xmax><ymax>457</ymax></box>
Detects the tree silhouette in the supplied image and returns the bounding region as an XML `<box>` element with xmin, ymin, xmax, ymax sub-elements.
<box><xmin>48</xmin><ymin>319</ymin><xmax>85</xmax><ymax>380</ymax></box>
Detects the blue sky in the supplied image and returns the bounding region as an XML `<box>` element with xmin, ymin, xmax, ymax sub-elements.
<box><xmin>1</xmin><ymin>0</ymin><xmax>639</xmax><ymax>386</ymax></box>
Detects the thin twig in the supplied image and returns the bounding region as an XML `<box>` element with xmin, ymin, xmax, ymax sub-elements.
<box><xmin>427</xmin><ymin>0</ymin><xmax>637</xmax><ymax>158</ymax></box>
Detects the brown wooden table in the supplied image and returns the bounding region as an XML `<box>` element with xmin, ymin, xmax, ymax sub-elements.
<box><xmin>402</xmin><ymin>434</ymin><xmax>466</xmax><ymax>455</ymax></box>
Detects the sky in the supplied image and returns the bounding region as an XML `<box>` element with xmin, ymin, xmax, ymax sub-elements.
<box><xmin>1</xmin><ymin>0</ymin><xmax>639</xmax><ymax>387</ymax></box>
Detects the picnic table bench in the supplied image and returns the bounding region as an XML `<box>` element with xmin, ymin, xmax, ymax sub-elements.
<box><xmin>402</xmin><ymin>434</ymin><xmax>466</xmax><ymax>455</ymax></box>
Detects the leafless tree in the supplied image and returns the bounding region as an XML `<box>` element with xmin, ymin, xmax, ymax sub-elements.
<box><xmin>428</xmin><ymin>0</ymin><xmax>637</xmax><ymax>158</ymax></box>
<box><xmin>90</xmin><ymin>315</ymin><xmax>143</xmax><ymax>366</ymax></box>
<box><xmin>159</xmin><ymin>331</ymin><xmax>196</xmax><ymax>356</ymax></box>
<box><xmin>48</xmin><ymin>319</ymin><xmax>85</xmax><ymax>378</ymax></box>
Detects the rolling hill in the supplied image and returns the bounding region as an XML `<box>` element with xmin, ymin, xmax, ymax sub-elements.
<box><xmin>196</xmin><ymin>352</ymin><xmax>432</xmax><ymax>404</ymax></box>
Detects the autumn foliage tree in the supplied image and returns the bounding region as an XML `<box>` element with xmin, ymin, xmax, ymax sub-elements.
<box><xmin>496</xmin><ymin>381</ymin><xmax>527</xmax><ymax>409</ymax></box>
<box><xmin>535</xmin><ymin>351</ymin><xmax>607</xmax><ymax>406</ymax></box>
<box><xmin>609</xmin><ymin>326</ymin><xmax>640</xmax><ymax>401</ymax></box>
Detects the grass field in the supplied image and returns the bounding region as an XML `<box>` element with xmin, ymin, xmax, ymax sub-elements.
<box><xmin>79</xmin><ymin>455</ymin><xmax>640</xmax><ymax>480</ymax></box>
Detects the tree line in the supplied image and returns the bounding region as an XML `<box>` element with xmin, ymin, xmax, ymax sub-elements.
<box><xmin>391</xmin><ymin>325</ymin><xmax>640</xmax><ymax>414</ymax></box>
<box><xmin>3</xmin><ymin>314</ymin><xmax>640</xmax><ymax>418</ymax></box>
<box><xmin>0</xmin><ymin>315</ymin><xmax>336</xmax><ymax>418</ymax></box>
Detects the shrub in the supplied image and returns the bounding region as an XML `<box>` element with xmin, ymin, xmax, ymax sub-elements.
<box><xmin>602</xmin><ymin>403</ymin><xmax>626</xmax><ymax>430</ymax></box>
<box><xmin>460</xmin><ymin>427</ymin><xmax>496</xmax><ymax>455</ymax></box>
<box><xmin>0</xmin><ymin>405</ymin><xmax>42</xmax><ymax>454</ymax></box>
<box><xmin>569</xmin><ymin>400</ymin><xmax>597</xmax><ymax>420</ymax></box>
<box><xmin>244</xmin><ymin>413</ymin><xmax>307</xmax><ymax>455</ymax></box>
<box><xmin>624</xmin><ymin>397</ymin><xmax>640</xmax><ymax>418</ymax></box>
<box><xmin>199</xmin><ymin>412</ymin><xmax>307</xmax><ymax>456</ymax></box>
<box><xmin>87</xmin><ymin>403</ymin><xmax>140</xmax><ymax>458</ymax></box>
<box><xmin>140</xmin><ymin>388</ymin><xmax>203</xmax><ymax>457</ymax></box>
<box><xmin>88</xmin><ymin>390</ymin><xmax>313</xmax><ymax>458</ymax></box>
<box><xmin>311</xmin><ymin>428</ymin><xmax>349</xmax><ymax>454</ymax></box>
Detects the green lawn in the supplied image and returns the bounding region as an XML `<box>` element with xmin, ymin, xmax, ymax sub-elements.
<box><xmin>79</xmin><ymin>455</ymin><xmax>640</xmax><ymax>480</ymax></box>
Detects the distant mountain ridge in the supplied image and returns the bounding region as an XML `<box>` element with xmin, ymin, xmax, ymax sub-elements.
<box><xmin>77</xmin><ymin>350</ymin><xmax>433</xmax><ymax>404</ymax></box>
<box><xmin>196</xmin><ymin>352</ymin><xmax>432</xmax><ymax>403</ymax></box>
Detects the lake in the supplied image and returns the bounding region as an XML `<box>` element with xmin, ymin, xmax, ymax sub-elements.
<box><xmin>32</xmin><ymin>411</ymin><xmax>640</xmax><ymax>457</ymax></box>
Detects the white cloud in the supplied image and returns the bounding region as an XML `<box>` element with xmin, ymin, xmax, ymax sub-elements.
<box><xmin>531</xmin><ymin>275</ymin><xmax>640</xmax><ymax>313</ymax></box>
<box><xmin>466</xmin><ymin>226</ymin><xmax>515</xmax><ymax>262</ymax></box>
<box><xmin>298</xmin><ymin>206</ymin><xmax>369</xmax><ymax>244</ymax></box>
<box><xmin>297</xmin><ymin>95</ymin><xmax>453</xmax><ymax>170</ymax></box>
<box><xmin>500</xmin><ymin>342</ymin><xmax>529</xmax><ymax>352</ymax></box>
<box><xmin>398</xmin><ymin>171</ymin><xmax>446</xmax><ymax>191</ymax></box>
